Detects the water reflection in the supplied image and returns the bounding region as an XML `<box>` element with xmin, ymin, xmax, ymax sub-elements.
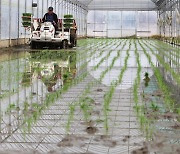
<box><xmin>0</xmin><ymin>49</ymin><xmax>77</xmax><ymax>139</ymax></box>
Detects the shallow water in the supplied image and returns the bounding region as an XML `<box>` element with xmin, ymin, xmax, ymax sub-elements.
<box><xmin>0</xmin><ymin>39</ymin><xmax>179</xmax><ymax>153</ymax></box>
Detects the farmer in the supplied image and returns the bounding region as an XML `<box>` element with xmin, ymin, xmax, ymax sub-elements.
<box><xmin>42</xmin><ymin>7</ymin><xmax>58</xmax><ymax>30</ymax></box>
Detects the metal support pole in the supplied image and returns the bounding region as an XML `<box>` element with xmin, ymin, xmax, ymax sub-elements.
<box><xmin>55</xmin><ymin>0</ymin><xmax>56</xmax><ymax>12</ymax></box>
<box><xmin>85</xmin><ymin>11</ymin><xmax>88</xmax><ymax>37</ymax></box>
<box><xmin>0</xmin><ymin>0</ymin><xmax>1</xmax><ymax>40</ymax></box>
<box><xmin>57</xmin><ymin>0</ymin><xmax>60</xmax><ymax>17</ymax></box>
<box><xmin>37</xmin><ymin>0</ymin><xmax>39</xmax><ymax>18</ymax></box>
<box><xmin>79</xmin><ymin>7</ymin><xmax>81</xmax><ymax>36</ymax></box>
<box><xmin>61</xmin><ymin>0</ymin><xmax>64</xmax><ymax>18</ymax></box>
<box><xmin>79</xmin><ymin>6</ymin><xmax>80</xmax><ymax>36</ymax></box>
<box><xmin>76</xmin><ymin>4</ymin><xmax>78</xmax><ymax>35</ymax></box>
<box><xmin>67</xmin><ymin>0</ymin><xmax>68</xmax><ymax>14</ymax></box>
<box><xmin>18</xmin><ymin>0</ymin><xmax>20</xmax><ymax>43</ymax></box>
<box><xmin>42</xmin><ymin>0</ymin><xmax>44</xmax><ymax>18</ymax></box>
<box><xmin>9</xmin><ymin>0</ymin><xmax>12</xmax><ymax>46</ymax></box>
<box><xmin>66</xmin><ymin>0</ymin><xmax>69</xmax><ymax>14</ymax></box>
<box><xmin>135</xmin><ymin>11</ymin><xmax>137</xmax><ymax>37</ymax></box>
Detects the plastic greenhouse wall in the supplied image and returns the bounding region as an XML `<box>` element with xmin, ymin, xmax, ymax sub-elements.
<box><xmin>87</xmin><ymin>11</ymin><xmax>157</xmax><ymax>38</ymax></box>
<box><xmin>0</xmin><ymin>0</ymin><xmax>87</xmax><ymax>40</ymax></box>
<box><xmin>156</xmin><ymin>0</ymin><xmax>180</xmax><ymax>38</ymax></box>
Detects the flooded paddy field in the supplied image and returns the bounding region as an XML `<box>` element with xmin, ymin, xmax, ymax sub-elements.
<box><xmin>0</xmin><ymin>39</ymin><xmax>179</xmax><ymax>153</ymax></box>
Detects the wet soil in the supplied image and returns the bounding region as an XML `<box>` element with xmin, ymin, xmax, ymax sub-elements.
<box><xmin>122</xmin><ymin>135</ymin><xmax>131</xmax><ymax>142</ymax></box>
<box><xmin>132</xmin><ymin>133</ymin><xmax>180</xmax><ymax>154</ymax></box>
<box><xmin>96</xmin><ymin>88</ymin><xmax>103</xmax><ymax>92</ymax></box>
<box><xmin>86</xmin><ymin>126</ymin><xmax>98</xmax><ymax>135</ymax></box>
<box><xmin>57</xmin><ymin>135</ymin><xmax>88</xmax><ymax>147</ymax></box>
<box><xmin>93</xmin><ymin>135</ymin><xmax>117</xmax><ymax>148</ymax></box>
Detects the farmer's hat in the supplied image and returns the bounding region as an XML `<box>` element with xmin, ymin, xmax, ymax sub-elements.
<box><xmin>48</xmin><ymin>7</ymin><xmax>53</xmax><ymax>11</ymax></box>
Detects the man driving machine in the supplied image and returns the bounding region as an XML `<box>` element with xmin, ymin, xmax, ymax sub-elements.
<box><xmin>42</xmin><ymin>7</ymin><xmax>58</xmax><ymax>30</ymax></box>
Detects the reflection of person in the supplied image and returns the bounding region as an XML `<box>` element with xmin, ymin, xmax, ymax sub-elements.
<box><xmin>42</xmin><ymin>7</ymin><xmax>58</xmax><ymax>30</ymax></box>
<box><xmin>42</xmin><ymin>64</ymin><xmax>62</xmax><ymax>92</ymax></box>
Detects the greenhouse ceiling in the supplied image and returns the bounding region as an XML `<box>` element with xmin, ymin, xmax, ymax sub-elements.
<box><xmin>74</xmin><ymin>0</ymin><xmax>157</xmax><ymax>11</ymax></box>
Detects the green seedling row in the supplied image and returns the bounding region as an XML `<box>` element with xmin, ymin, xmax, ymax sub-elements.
<box><xmin>65</xmin><ymin>39</ymin><xmax>124</xmax><ymax>132</ymax></box>
<box><xmin>103</xmin><ymin>40</ymin><xmax>132</xmax><ymax>133</ymax></box>
<box><xmin>99</xmin><ymin>39</ymin><xmax>128</xmax><ymax>82</ymax></box>
<box><xmin>145</xmin><ymin>40</ymin><xmax>179</xmax><ymax>66</ymax></box>
<box><xmin>153</xmin><ymin>40</ymin><xmax>179</xmax><ymax>58</ymax></box>
<box><xmin>138</xmin><ymin>40</ymin><xmax>174</xmax><ymax>111</ymax></box>
<box><xmin>21</xmin><ymin>39</ymin><xmax>118</xmax><ymax>134</ymax></box>
<box><xmin>132</xmin><ymin>40</ymin><xmax>153</xmax><ymax>139</ymax></box>
<box><xmin>142</xmin><ymin>40</ymin><xmax>180</xmax><ymax>85</ymax></box>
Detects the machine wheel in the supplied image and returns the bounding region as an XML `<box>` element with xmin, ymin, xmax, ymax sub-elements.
<box><xmin>70</xmin><ymin>33</ymin><xmax>77</xmax><ymax>47</ymax></box>
<box><xmin>74</xmin><ymin>37</ymin><xmax>77</xmax><ymax>47</ymax></box>
<box><xmin>62</xmin><ymin>40</ymin><xmax>68</xmax><ymax>49</ymax></box>
<box><xmin>59</xmin><ymin>42</ymin><xmax>63</xmax><ymax>49</ymax></box>
<box><xmin>31</xmin><ymin>41</ymin><xmax>37</xmax><ymax>49</ymax></box>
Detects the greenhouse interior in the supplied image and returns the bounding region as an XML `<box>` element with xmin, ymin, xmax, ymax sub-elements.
<box><xmin>0</xmin><ymin>0</ymin><xmax>179</xmax><ymax>153</ymax></box>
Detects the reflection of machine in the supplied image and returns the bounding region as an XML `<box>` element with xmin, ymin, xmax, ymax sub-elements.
<box><xmin>22</xmin><ymin>51</ymin><xmax>77</xmax><ymax>92</ymax></box>
<box><xmin>30</xmin><ymin>18</ymin><xmax>77</xmax><ymax>49</ymax></box>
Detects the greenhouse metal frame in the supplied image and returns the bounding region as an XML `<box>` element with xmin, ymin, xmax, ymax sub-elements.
<box><xmin>0</xmin><ymin>0</ymin><xmax>179</xmax><ymax>154</ymax></box>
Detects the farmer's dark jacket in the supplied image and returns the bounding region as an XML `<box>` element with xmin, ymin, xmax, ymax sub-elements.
<box><xmin>42</xmin><ymin>13</ymin><xmax>58</xmax><ymax>24</ymax></box>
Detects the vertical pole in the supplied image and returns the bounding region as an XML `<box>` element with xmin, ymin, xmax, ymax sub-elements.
<box><xmin>0</xmin><ymin>64</ymin><xmax>2</xmax><ymax>138</ymax></box>
<box><xmin>55</xmin><ymin>0</ymin><xmax>56</xmax><ymax>12</ymax></box>
<box><xmin>79</xmin><ymin>7</ymin><xmax>81</xmax><ymax>36</ymax></box>
<box><xmin>67</xmin><ymin>0</ymin><xmax>69</xmax><ymax>14</ymax></box>
<box><xmin>37</xmin><ymin>0</ymin><xmax>39</xmax><ymax>18</ymax></box>
<box><xmin>64</xmin><ymin>0</ymin><xmax>66</xmax><ymax>15</ymax></box>
<box><xmin>66</xmin><ymin>0</ymin><xmax>68</xmax><ymax>14</ymax></box>
<box><xmin>76</xmin><ymin>4</ymin><xmax>78</xmax><ymax>35</ymax></box>
<box><xmin>85</xmin><ymin>10</ymin><xmax>88</xmax><ymax>37</ymax></box>
<box><xmin>17</xmin><ymin>53</ymin><xmax>20</xmax><ymax>126</ymax></box>
<box><xmin>82</xmin><ymin>9</ymin><xmax>84</xmax><ymax>36</ymax></box>
<box><xmin>106</xmin><ymin>11</ymin><xmax>108</xmax><ymax>38</ymax></box>
<box><xmin>8</xmin><ymin>54</ymin><xmax>11</xmax><ymax>134</ymax></box>
<box><xmin>73</xmin><ymin>3</ymin><xmax>75</xmax><ymax>20</ymax></box>
<box><xmin>64</xmin><ymin>0</ymin><xmax>66</xmax><ymax>14</ymax></box>
<box><xmin>25</xmin><ymin>0</ymin><xmax>27</xmax><ymax>44</ymax></box>
<box><xmin>57</xmin><ymin>0</ymin><xmax>60</xmax><ymax>18</ymax></box>
<box><xmin>0</xmin><ymin>0</ymin><xmax>1</xmax><ymax>40</ymax></box>
<box><xmin>61</xmin><ymin>0</ymin><xmax>64</xmax><ymax>18</ymax></box>
<box><xmin>135</xmin><ymin>11</ymin><xmax>137</xmax><ymax>37</ymax></box>
<box><xmin>18</xmin><ymin>0</ymin><xmax>20</xmax><ymax>44</ymax></box>
<box><xmin>42</xmin><ymin>0</ymin><xmax>44</xmax><ymax>18</ymax></box>
<box><xmin>121</xmin><ymin>11</ymin><xmax>122</xmax><ymax>37</ymax></box>
<box><xmin>69</xmin><ymin>2</ymin><xmax>72</xmax><ymax>15</ymax></box>
<box><xmin>148</xmin><ymin>11</ymin><xmax>150</xmax><ymax>37</ymax></box>
<box><xmin>78</xmin><ymin>5</ymin><xmax>80</xmax><ymax>36</ymax></box>
<box><xmin>9</xmin><ymin>0</ymin><xmax>12</xmax><ymax>46</ymax></box>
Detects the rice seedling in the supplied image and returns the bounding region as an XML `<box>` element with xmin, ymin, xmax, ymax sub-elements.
<box><xmin>66</xmin><ymin>103</ymin><xmax>76</xmax><ymax>133</ymax></box>
<box><xmin>80</xmin><ymin>100</ymin><xmax>92</xmax><ymax>122</ymax></box>
<box><xmin>102</xmin><ymin>40</ymin><xmax>132</xmax><ymax>133</ymax></box>
<box><xmin>138</xmin><ymin>40</ymin><xmax>174</xmax><ymax>111</ymax></box>
<box><xmin>22</xmin><ymin>64</ymin><xmax>93</xmax><ymax>134</ymax></box>
<box><xmin>65</xmin><ymin>40</ymin><xmax>128</xmax><ymax>133</ymax></box>
<box><xmin>94</xmin><ymin>40</ymin><xmax>125</xmax><ymax>71</ymax></box>
<box><xmin>146</xmin><ymin>40</ymin><xmax>178</xmax><ymax>65</ymax></box>
<box><xmin>99</xmin><ymin>39</ymin><xmax>128</xmax><ymax>82</ymax></box>
<box><xmin>144</xmin><ymin>72</ymin><xmax>150</xmax><ymax>87</ymax></box>
<box><xmin>5</xmin><ymin>103</ymin><xmax>16</xmax><ymax>114</ymax></box>
<box><xmin>153</xmin><ymin>40</ymin><xmax>179</xmax><ymax>58</ymax></box>
<box><xmin>150</xmin><ymin>102</ymin><xmax>160</xmax><ymax>111</ymax></box>
<box><xmin>23</xmin><ymin>101</ymin><xmax>29</xmax><ymax>112</ymax></box>
<box><xmin>133</xmin><ymin>39</ymin><xmax>142</xmax><ymax>105</ymax></box>
<box><xmin>143</xmin><ymin>41</ymin><xmax>180</xmax><ymax>85</ymax></box>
